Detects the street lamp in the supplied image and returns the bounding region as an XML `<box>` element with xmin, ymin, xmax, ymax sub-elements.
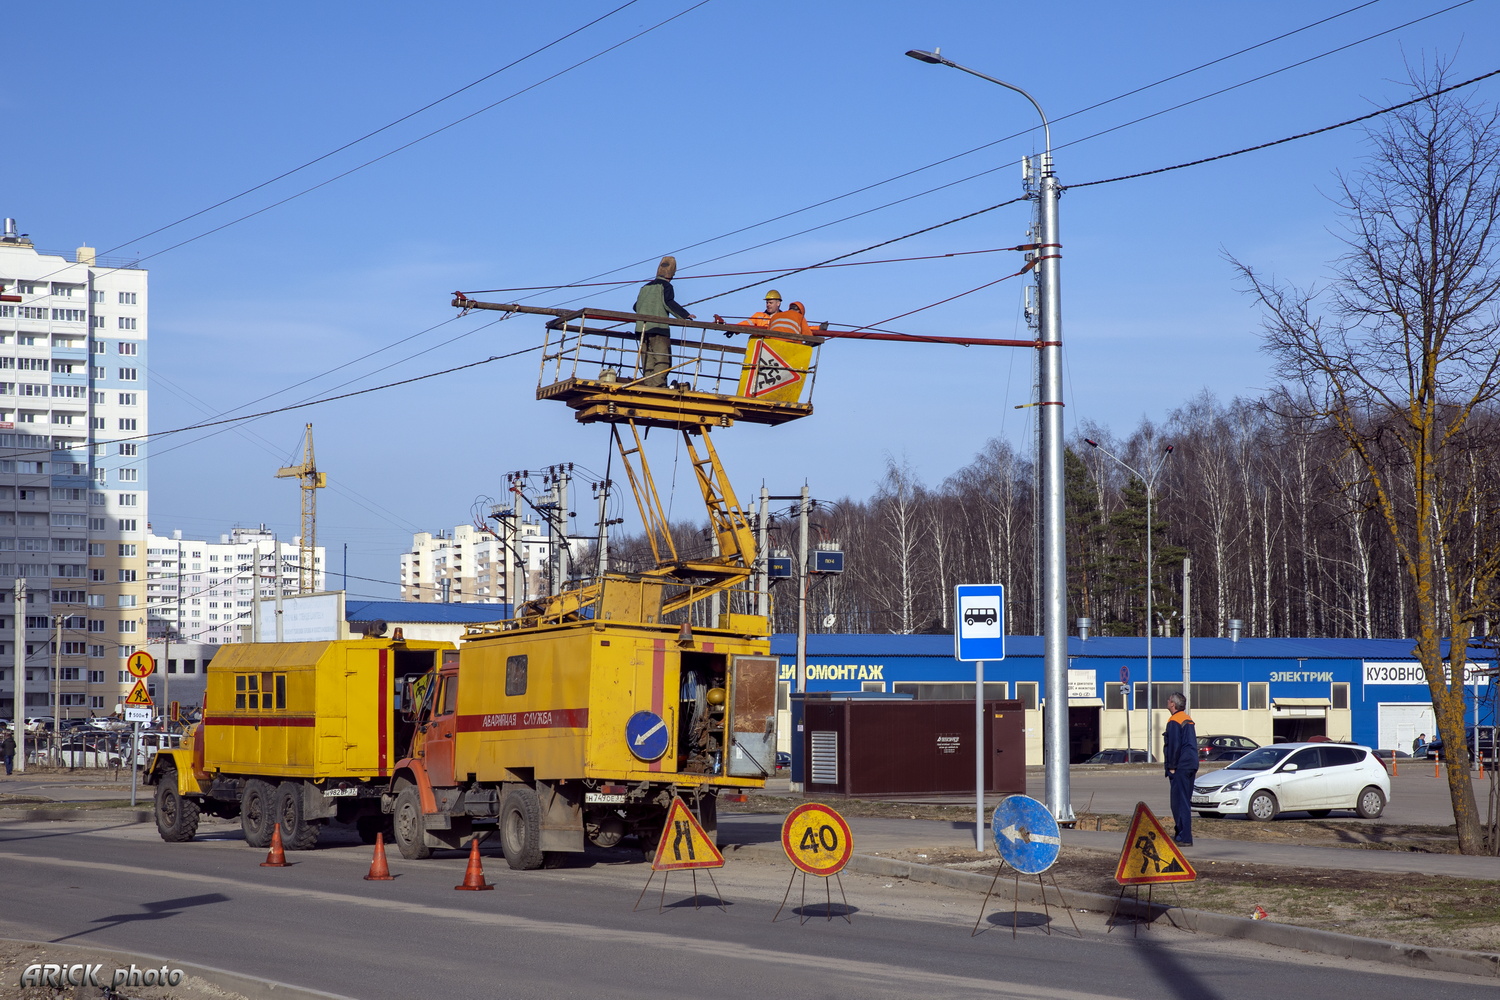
<box><xmin>907</xmin><ymin>48</ymin><xmax>1072</xmax><ymax>822</ymax></box>
<box><xmin>1085</xmin><ymin>439</ymin><xmax>1174</xmax><ymax>759</ymax></box>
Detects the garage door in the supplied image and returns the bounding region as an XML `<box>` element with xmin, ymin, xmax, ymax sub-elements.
<box><xmin>1378</xmin><ymin>703</ymin><xmax>1435</xmax><ymax>752</ymax></box>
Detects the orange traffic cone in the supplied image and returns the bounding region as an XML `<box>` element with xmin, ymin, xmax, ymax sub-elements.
<box><xmin>260</xmin><ymin>824</ymin><xmax>289</xmax><ymax>867</ymax></box>
<box><xmin>454</xmin><ymin>837</ymin><xmax>494</xmax><ymax>891</ymax></box>
<box><xmin>364</xmin><ymin>832</ymin><xmax>395</xmax><ymax>881</ymax></box>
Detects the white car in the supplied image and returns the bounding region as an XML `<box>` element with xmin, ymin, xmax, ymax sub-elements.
<box><xmin>1191</xmin><ymin>742</ymin><xmax>1390</xmax><ymax>821</ymax></box>
<box><xmin>130</xmin><ymin>731</ymin><xmax>183</xmax><ymax>766</ymax></box>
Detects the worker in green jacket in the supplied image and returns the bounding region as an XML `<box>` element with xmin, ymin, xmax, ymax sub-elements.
<box><xmin>633</xmin><ymin>256</ymin><xmax>694</xmax><ymax>387</ymax></box>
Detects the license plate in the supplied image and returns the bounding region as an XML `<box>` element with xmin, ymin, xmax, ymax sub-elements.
<box><xmin>585</xmin><ymin>793</ymin><xmax>626</xmax><ymax>804</ymax></box>
<box><xmin>1191</xmin><ymin>797</ymin><xmax>1212</xmax><ymax>805</ymax></box>
<box><xmin>322</xmin><ymin>787</ymin><xmax>358</xmax><ymax>797</ymax></box>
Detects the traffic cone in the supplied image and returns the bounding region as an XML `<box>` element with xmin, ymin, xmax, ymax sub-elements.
<box><xmin>454</xmin><ymin>837</ymin><xmax>494</xmax><ymax>891</ymax></box>
<box><xmin>364</xmin><ymin>832</ymin><xmax>394</xmax><ymax>881</ymax></box>
<box><xmin>260</xmin><ymin>824</ymin><xmax>289</xmax><ymax>868</ymax></box>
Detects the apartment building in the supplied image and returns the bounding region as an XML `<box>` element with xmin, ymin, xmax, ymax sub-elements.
<box><xmin>145</xmin><ymin>525</ymin><xmax>325</xmax><ymax>645</ymax></box>
<box><xmin>0</xmin><ymin>219</ymin><xmax>147</xmax><ymax>720</ymax></box>
<box><xmin>399</xmin><ymin>522</ymin><xmax>553</xmax><ymax>604</ymax></box>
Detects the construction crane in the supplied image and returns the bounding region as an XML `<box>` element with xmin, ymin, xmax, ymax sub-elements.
<box><xmin>276</xmin><ymin>423</ymin><xmax>327</xmax><ymax>594</ymax></box>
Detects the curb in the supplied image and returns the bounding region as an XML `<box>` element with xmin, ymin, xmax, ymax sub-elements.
<box><xmin>725</xmin><ymin>843</ymin><xmax>1500</xmax><ymax>979</ymax></box>
<box><xmin>0</xmin><ymin>938</ymin><xmax>354</xmax><ymax>1000</ymax></box>
<box><xmin>0</xmin><ymin>807</ymin><xmax>151</xmax><ymax>823</ymax></box>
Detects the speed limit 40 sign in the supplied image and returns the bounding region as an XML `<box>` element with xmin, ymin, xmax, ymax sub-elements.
<box><xmin>780</xmin><ymin>802</ymin><xmax>854</xmax><ymax>876</ymax></box>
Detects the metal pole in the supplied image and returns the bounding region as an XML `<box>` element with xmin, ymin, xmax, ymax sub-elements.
<box><xmin>1037</xmin><ymin>155</ymin><xmax>1072</xmax><ymax>823</ymax></box>
<box><xmin>130</xmin><ymin>722</ymin><xmax>139</xmax><ymax>807</ymax></box>
<box><xmin>274</xmin><ymin>535</ymin><xmax>285</xmax><ymax>643</ymax></box>
<box><xmin>1146</xmin><ymin>484</ymin><xmax>1154</xmax><ymax>760</ymax></box>
<box><xmin>12</xmin><ymin>580</ymin><xmax>24</xmax><ymax>773</ymax></box>
<box><xmin>796</xmin><ymin>484</ymin><xmax>810</xmax><ymax>698</ymax></box>
<box><xmin>514</xmin><ymin>484</ymin><xmax>527</xmax><ymax>606</ymax></box>
<box><xmin>595</xmin><ymin>479</ymin><xmax>611</xmax><ymax>578</ymax></box>
<box><xmin>975</xmin><ymin>659</ymin><xmax>985</xmax><ymax>851</ymax></box>
<box><xmin>558</xmin><ymin>466</ymin><xmax>572</xmax><ymax>587</ymax></box>
<box><xmin>51</xmin><ymin>616</ymin><xmax>61</xmax><ymax>758</ymax></box>
<box><xmin>1182</xmin><ymin>556</ymin><xmax>1192</xmax><ymax>717</ymax></box>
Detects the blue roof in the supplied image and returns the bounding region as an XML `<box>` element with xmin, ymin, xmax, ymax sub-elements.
<box><xmin>345</xmin><ymin>600</ymin><xmax>510</xmax><ymax>625</ymax></box>
<box><xmin>770</xmin><ymin>633</ymin><xmax>1495</xmax><ymax>661</ymax></box>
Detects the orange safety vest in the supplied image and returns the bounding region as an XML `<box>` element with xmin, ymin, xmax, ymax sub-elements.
<box><xmin>768</xmin><ymin>308</ymin><xmax>811</xmax><ymax>339</ymax></box>
<box><xmin>741</xmin><ymin>311</ymin><xmax>775</xmax><ymax>328</ymax></box>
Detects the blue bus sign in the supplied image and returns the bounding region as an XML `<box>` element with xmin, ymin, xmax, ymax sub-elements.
<box><xmin>954</xmin><ymin>584</ymin><xmax>1005</xmax><ymax>662</ymax></box>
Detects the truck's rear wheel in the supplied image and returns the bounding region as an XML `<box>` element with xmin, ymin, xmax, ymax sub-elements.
<box><xmin>241</xmin><ymin>779</ymin><xmax>275</xmax><ymax>848</ymax></box>
<box><xmin>276</xmin><ymin>781</ymin><xmax>321</xmax><ymax>850</ymax></box>
<box><xmin>500</xmin><ymin>786</ymin><xmax>544</xmax><ymax>870</ymax></box>
<box><xmin>154</xmin><ymin>771</ymin><xmax>200</xmax><ymax>843</ymax></box>
<box><xmin>392</xmin><ymin>782</ymin><xmax>432</xmax><ymax>860</ymax></box>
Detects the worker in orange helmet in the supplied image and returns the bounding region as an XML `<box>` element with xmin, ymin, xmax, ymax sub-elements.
<box><xmin>768</xmin><ymin>300</ymin><xmax>814</xmax><ymax>339</ymax></box>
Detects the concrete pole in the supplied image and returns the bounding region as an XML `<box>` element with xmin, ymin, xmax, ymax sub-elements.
<box><xmin>1146</xmin><ymin>483</ymin><xmax>1154</xmax><ymax>760</ymax></box>
<box><xmin>12</xmin><ymin>580</ymin><xmax>24</xmax><ymax>772</ymax></box>
<box><xmin>274</xmin><ymin>535</ymin><xmax>285</xmax><ymax>643</ymax></box>
<box><xmin>595</xmin><ymin>479</ymin><xmax>610</xmax><ymax>578</ymax></box>
<box><xmin>558</xmin><ymin>467</ymin><xmax>572</xmax><ymax>587</ymax></box>
<box><xmin>1036</xmin><ymin>153</ymin><xmax>1073</xmax><ymax>823</ymax></box>
<box><xmin>51</xmin><ymin>616</ymin><xmax>61</xmax><ymax>754</ymax></box>
<box><xmin>513</xmin><ymin>485</ymin><xmax>526</xmax><ymax>606</ymax></box>
<box><xmin>1183</xmin><ymin>556</ymin><xmax>1192</xmax><ymax>714</ymax></box>
<box><xmin>796</xmin><ymin>484</ymin><xmax>810</xmax><ymax>698</ymax></box>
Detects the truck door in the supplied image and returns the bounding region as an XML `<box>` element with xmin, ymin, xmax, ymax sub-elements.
<box><xmin>422</xmin><ymin>665</ymin><xmax>460</xmax><ymax>788</ymax></box>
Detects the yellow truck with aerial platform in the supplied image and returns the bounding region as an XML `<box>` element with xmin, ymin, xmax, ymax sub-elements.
<box><xmin>148</xmin><ymin>296</ymin><xmax>820</xmax><ymax>868</ymax></box>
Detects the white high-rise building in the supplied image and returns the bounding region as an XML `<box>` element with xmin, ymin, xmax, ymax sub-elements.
<box><xmin>145</xmin><ymin>525</ymin><xmax>326</xmax><ymax>645</ymax></box>
<box><xmin>0</xmin><ymin>219</ymin><xmax>148</xmax><ymax>720</ymax></box>
<box><xmin>399</xmin><ymin>522</ymin><xmax>552</xmax><ymax>604</ymax></box>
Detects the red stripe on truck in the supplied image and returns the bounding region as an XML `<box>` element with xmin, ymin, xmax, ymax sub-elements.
<box><xmin>454</xmin><ymin>708</ymin><xmax>589</xmax><ymax>733</ymax></box>
<box><xmin>649</xmin><ymin>640</ymin><xmax>666</xmax><ymax>773</ymax></box>
<box><xmin>378</xmin><ymin>649</ymin><xmax>389</xmax><ymax>777</ymax></box>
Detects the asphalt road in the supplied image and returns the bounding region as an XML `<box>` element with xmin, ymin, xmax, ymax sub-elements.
<box><xmin>0</xmin><ymin>817</ymin><xmax>1490</xmax><ymax>999</ymax></box>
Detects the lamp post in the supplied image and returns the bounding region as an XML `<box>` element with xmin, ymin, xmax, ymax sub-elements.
<box><xmin>1085</xmin><ymin>439</ymin><xmax>1173</xmax><ymax>759</ymax></box>
<box><xmin>906</xmin><ymin>48</ymin><xmax>1071</xmax><ymax>822</ymax></box>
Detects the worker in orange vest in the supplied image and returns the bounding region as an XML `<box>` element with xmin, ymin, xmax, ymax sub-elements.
<box><xmin>768</xmin><ymin>300</ymin><xmax>814</xmax><ymax>339</ymax></box>
<box><xmin>741</xmin><ymin>289</ymin><xmax>782</xmax><ymax>328</ymax></box>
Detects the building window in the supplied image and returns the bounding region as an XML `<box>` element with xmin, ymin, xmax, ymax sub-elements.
<box><xmin>1248</xmin><ymin>682</ymin><xmax>1269</xmax><ymax>711</ymax></box>
<box><xmin>1332</xmin><ymin>682</ymin><xmax>1349</xmax><ymax>710</ymax></box>
<box><xmin>118</xmin><ymin>292</ymin><xmax>137</xmax><ymax>306</ymax></box>
<box><xmin>90</xmin><ymin>417</ymin><xmax>105</xmax><ymax>430</ymax></box>
<box><xmin>91</xmin><ymin>316</ymin><xmax>104</xmax><ymax>329</ymax></box>
<box><xmin>119</xmin><ymin>443</ymin><xmax>138</xmax><ymax>456</ymax></box>
<box><xmin>118</xmin><ymin>392</ymin><xmax>137</xmax><ymax>406</ymax></box>
<box><xmin>118</xmin><ymin>544</ymin><xmax>137</xmax><ymax>557</ymax></box>
<box><xmin>118</xmin><ymin>418</ymin><xmax>137</xmax><ymax>431</ymax></box>
<box><xmin>118</xmin><ymin>518</ymin><xmax>137</xmax><ymax>531</ymax></box>
<box><xmin>89</xmin><ymin>646</ymin><xmax>104</xmax><ymax>658</ymax></box>
<box><xmin>117</xmin><ymin>318</ymin><xmax>137</xmax><ymax>331</ymax></box>
<box><xmin>87</xmin><ymin>619</ymin><xmax>104</xmax><ymax>633</ymax></box>
<box><xmin>61</xmin><ymin>643</ymin><xmax>85</xmax><ymax>657</ymax></box>
<box><xmin>118</xmin><ymin>569</ymin><xmax>137</xmax><ymax>582</ymax></box>
<box><xmin>51</xmin><ymin>308</ymin><xmax>86</xmax><ymax>322</ymax></box>
<box><xmin>118</xmin><ymin>368</ymin><xmax>137</xmax><ymax>381</ymax></box>
<box><xmin>89</xmin><ymin>569</ymin><xmax>105</xmax><ymax>582</ymax></box>
<box><xmin>89</xmin><ymin>696</ymin><xmax>105</xmax><ymax>709</ymax></box>
<box><xmin>88</xmin><ymin>669</ymin><xmax>105</xmax><ymax>683</ymax></box>
<box><xmin>118</xmin><ymin>620</ymin><xmax>137</xmax><ymax>633</ymax></box>
<box><xmin>1190</xmin><ymin>683</ymin><xmax>1240</xmax><ymax>710</ymax></box>
<box><xmin>118</xmin><ymin>494</ymin><xmax>137</xmax><ymax>506</ymax></box>
<box><xmin>90</xmin><ymin>365</ymin><xmax>105</xmax><ymax>378</ymax></box>
<box><xmin>88</xmin><ymin>543</ymin><xmax>104</xmax><ymax>556</ymax></box>
<box><xmin>118</xmin><ymin>469</ymin><xmax>137</xmax><ymax>482</ymax></box>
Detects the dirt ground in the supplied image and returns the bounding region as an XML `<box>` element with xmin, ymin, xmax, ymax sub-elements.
<box><xmin>722</xmin><ymin>794</ymin><xmax>1500</xmax><ymax>953</ymax></box>
<box><xmin>0</xmin><ymin>940</ymin><xmax>255</xmax><ymax>1000</ymax></box>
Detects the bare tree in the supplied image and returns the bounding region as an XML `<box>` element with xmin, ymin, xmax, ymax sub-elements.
<box><xmin>1236</xmin><ymin>66</ymin><xmax>1500</xmax><ymax>854</ymax></box>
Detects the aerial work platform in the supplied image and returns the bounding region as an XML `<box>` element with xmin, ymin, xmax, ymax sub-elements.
<box><xmin>452</xmin><ymin>296</ymin><xmax>821</xmax><ymax>431</ymax></box>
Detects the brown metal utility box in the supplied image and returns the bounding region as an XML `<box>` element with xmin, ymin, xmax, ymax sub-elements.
<box><xmin>801</xmin><ymin>699</ymin><xmax>1025</xmax><ymax>796</ymax></box>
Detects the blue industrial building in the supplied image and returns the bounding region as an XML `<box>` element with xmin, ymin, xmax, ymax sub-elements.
<box><xmin>771</xmin><ymin>634</ymin><xmax>1497</xmax><ymax>764</ymax></box>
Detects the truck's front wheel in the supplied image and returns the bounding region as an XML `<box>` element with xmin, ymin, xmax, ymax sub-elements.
<box><xmin>392</xmin><ymin>782</ymin><xmax>432</xmax><ymax>860</ymax></box>
<box><xmin>241</xmin><ymin>779</ymin><xmax>275</xmax><ymax>848</ymax></box>
<box><xmin>500</xmin><ymin>786</ymin><xmax>544</xmax><ymax>871</ymax></box>
<box><xmin>154</xmin><ymin>770</ymin><xmax>200</xmax><ymax>843</ymax></box>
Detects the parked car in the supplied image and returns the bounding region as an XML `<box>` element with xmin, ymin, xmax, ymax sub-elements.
<box><xmin>1198</xmin><ymin>735</ymin><xmax>1259</xmax><ymax>762</ymax></box>
<box><xmin>1190</xmin><ymin>742</ymin><xmax>1389</xmax><ymax>821</ymax></box>
<box><xmin>53</xmin><ymin>742</ymin><xmax>124</xmax><ymax>768</ymax></box>
<box><xmin>1084</xmin><ymin>749</ymin><xmax>1154</xmax><ymax>764</ymax></box>
<box><xmin>1425</xmin><ymin>726</ymin><xmax>1497</xmax><ymax>764</ymax></box>
<box><xmin>129</xmin><ymin>731</ymin><xmax>184</xmax><ymax>767</ymax></box>
<box><xmin>775</xmin><ymin>751</ymin><xmax>791</xmax><ymax>772</ymax></box>
<box><xmin>1371</xmin><ymin>748</ymin><xmax>1411</xmax><ymax>763</ymax></box>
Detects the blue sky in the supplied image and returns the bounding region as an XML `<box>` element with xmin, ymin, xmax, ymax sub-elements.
<box><xmin>5</xmin><ymin>1</ymin><xmax>1497</xmax><ymax>598</ymax></box>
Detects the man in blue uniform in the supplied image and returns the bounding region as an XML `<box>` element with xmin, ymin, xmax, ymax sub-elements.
<box><xmin>1163</xmin><ymin>691</ymin><xmax>1198</xmax><ymax>846</ymax></box>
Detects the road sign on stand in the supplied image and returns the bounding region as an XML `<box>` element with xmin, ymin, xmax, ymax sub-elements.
<box><xmin>124</xmin><ymin>705</ymin><xmax>152</xmax><ymax>724</ymax></box>
<box><xmin>651</xmin><ymin>798</ymin><xmax>724</xmax><ymax>871</ymax></box>
<box><xmin>1114</xmin><ymin>802</ymin><xmax>1196</xmax><ymax>885</ymax></box>
<box><xmin>124</xmin><ymin>679</ymin><xmax>153</xmax><ymax>707</ymax></box>
<box><xmin>991</xmin><ymin>795</ymin><xmax>1062</xmax><ymax>875</ymax></box>
<box><xmin>781</xmin><ymin>802</ymin><xmax>854</xmax><ymax>876</ymax></box>
<box><xmin>127</xmin><ymin>651</ymin><xmax>156</xmax><ymax>678</ymax></box>
<box><xmin>954</xmin><ymin>584</ymin><xmax>1006</xmax><ymax>662</ymax></box>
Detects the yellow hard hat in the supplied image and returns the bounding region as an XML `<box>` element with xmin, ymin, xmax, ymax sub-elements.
<box><xmin>764</xmin><ymin>289</ymin><xmax>782</xmax><ymax>301</ymax></box>
<box><xmin>706</xmin><ymin>687</ymin><xmax>727</xmax><ymax>706</ymax></box>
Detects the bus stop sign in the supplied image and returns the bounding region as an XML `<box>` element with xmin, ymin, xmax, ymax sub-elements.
<box><xmin>954</xmin><ymin>584</ymin><xmax>1005</xmax><ymax>662</ymax></box>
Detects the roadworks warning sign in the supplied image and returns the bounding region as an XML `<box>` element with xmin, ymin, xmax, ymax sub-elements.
<box><xmin>737</xmin><ymin>336</ymin><xmax>810</xmax><ymax>402</ymax></box>
<box><xmin>1114</xmin><ymin>801</ymin><xmax>1196</xmax><ymax>885</ymax></box>
<box><xmin>124</xmin><ymin>679</ymin><xmax>153</xmax><ymax>707</ymax></box>
<box><xmin>651</xmin><ymin>798</ymin><xmax>724</xmax><ymax>871</ymax></box>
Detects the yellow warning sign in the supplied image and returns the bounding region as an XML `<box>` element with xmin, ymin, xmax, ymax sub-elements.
<box><xmin>124</xmin><ymin>679</ymin><xmax>154</xmax><ymax>707</ymax></box>
<box><xmin>651</xmin><ymin>798</ymin><xmax>724</xmax><ymax>871</ymax></box>
<box><xmin>781</xmin><ymin>802</ymin><xmax>854</xmax><ymax>876</ymax></box>
<box><xmin>737</xmin><ymin>336</ymin><xmax>812</xmax><ymax>403</ymax></box>
<box><xmin>126</xmin><ymin>650</ymin><xmax>156</xmax><ymax>678</ymax></box>
<box><xmin>1114</xmin><ymin>802</ymin><xmax>1196</xmax><ymax>885</ymax></box>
